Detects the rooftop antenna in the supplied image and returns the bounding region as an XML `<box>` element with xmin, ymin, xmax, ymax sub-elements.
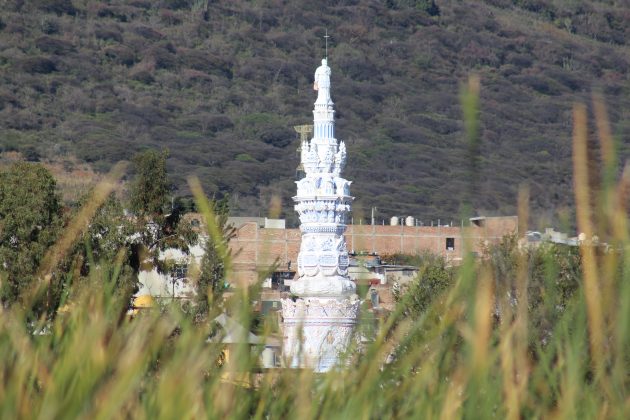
<box><xmin>324</xmin><ymin>29</ymin><xmax>330</xmax><ymax>60</ymax></box>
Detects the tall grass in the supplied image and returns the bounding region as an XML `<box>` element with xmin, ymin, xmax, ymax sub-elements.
<box><xmin>1</xmin><ymin>98</ymin><xmax>629</xmax><ymax>418</ymax></box>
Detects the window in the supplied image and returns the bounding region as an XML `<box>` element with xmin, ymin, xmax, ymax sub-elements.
<box><xmin>172</xmin><ymin>264</ymin><xmax>188</xmax><ymax>279</ymax></box>
<box><xmin>446</xmin><ymin>237</ymin><xmax>455</xmax><ymax>251</ymax></box>
<box><xmin>470</xmin><ymin>217</ymin><xmax>485</xmax><ymax>227</ymax></box>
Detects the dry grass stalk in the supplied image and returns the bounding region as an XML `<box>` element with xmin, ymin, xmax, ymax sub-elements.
<box><xmin>572</xmin><ymin>103</ymin><xmax>605</xmax><ymax>378</ymax></box>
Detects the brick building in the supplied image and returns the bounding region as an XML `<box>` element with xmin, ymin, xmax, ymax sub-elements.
<box><xmin>228</xmin><ymin>215</ymin><xmax>517</xmax><ymax>285</ymax></box>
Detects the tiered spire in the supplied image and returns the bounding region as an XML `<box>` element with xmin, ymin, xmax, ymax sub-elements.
<box><xmin>282</xmin><ymin>57</ymin><xmax>360</xmax><ymax>372</ymax></box>
<box><xmin>291</xmin><ymin>58</ymin><xmax>354</xmax><ymax>298</ymax></box>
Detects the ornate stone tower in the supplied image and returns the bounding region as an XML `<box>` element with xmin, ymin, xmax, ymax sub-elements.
<box><xmin>281</xmin><ymin>58</ymin><xmax>359</xmax><ymax>372</ymax></box>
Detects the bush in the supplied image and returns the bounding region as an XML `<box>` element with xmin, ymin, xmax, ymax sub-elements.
<box><xmin>260</xmin><ymin>126</ymin><xmax>294</xmax><ymax>148</ymax></box>
<box><xmin>235</xmin><ymin>153</ymin><xmax>257</xmax><ymax>162</ymax></box>
<box><xmin>95</xmin><ymin>28</ymin><xmax>123</xmax><ymax>43</ymax></box>
<box><xmin>133</xmin><ymin>25</ymin><xmax>164</xmax><ymax>41</ymax></box>
<box><xmin>202</xmin><ymin>115</ymin><xmax>233</xmax><ymax>133</ymax></box>
<box><xmin>35</xmin><ymin>36</ymin><xmax>75</xmax><ymax>55</ymax></box>
<box><xmin>510</xmin><ymin>74</ymin><xmax>564</xmax><ymax>95</ymax></box>
<box><xmin>22</xmin><ymin>146</ymin><xmax>41</xmax><ymax>162</ymax></box>
<box><xmin>130</xmin><ymin>70</ymin><xmax>155</xmax><ymax>84</ymax></box>
<box><xmin>159</xmin><ymin>0</ymin><xmax>194</xmax><ymax>10</ymax></box>
<box><xmin>95</xmin><ymin>5</ymin><xmax>132</xmax><ymax>22</ymax></box>
<box><xmin>159</xmin><ymin>9</ymin><xmax>182</xmax><ymax>25</ymax></box>
<box><xmin>2</xmin><ymin>110</ymin><xmax>40</xmax><ymax>130</ymax></box>
<box><xmin>17</xmin><ymin>57</ymin><xmax>57</xmax><ymax>74</ymax></box>
<box><xmin>37</xmin><ymin>0</ymin><xmax>76</xmax><ymax>16</ymax></box>
<box><xmin>418</xmin><ymin>0</ymin><xmax>440</xmax><ymax>16</ymax></box>
<box><xmin>0</xmin><ymin>91</ymin><xmax>21</xmax><ymax>110</ymax></box>
<box><xmin>39</xmin><ymin>18</ymin><xmax>59</xmax><ymax>34</ymax></box>
<box><xmin>103</xmin><ymin>45</ymin><xmax>135</xmax><ymax>66</ymax></box>
<box><xmin>145</xmin><ymin>44</ymin><xmax>177</xmax><ymax>69</ymax></box>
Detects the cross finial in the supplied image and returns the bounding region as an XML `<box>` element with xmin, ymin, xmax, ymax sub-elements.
<box><xmin>324</xmin><ymin>29</ymin><xmax>330</xmax><ymax>60</ymax></box>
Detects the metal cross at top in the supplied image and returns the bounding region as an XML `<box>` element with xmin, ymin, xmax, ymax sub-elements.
<box><xmin>324</xmin><ymin>29</ymin><xmax>330</xmax><ymax>59</ymax></box>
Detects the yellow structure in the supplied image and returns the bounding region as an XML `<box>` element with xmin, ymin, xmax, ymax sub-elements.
<box><xmin>131</xmin><ymin>294</ymin><xmax>155</xmax><ymax>315</ymax></box>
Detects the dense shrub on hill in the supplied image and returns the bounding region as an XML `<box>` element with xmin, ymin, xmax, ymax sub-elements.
<box><xmin>0</xmin><ymin>0</ymin><xmax>629</xmax><ymax>224</ymax></box>
<box><xmin>16</xmin><ymin>56</ymin><xmax>57</xmax><ymax>74</ymax></box>
<box><xmin>35</xmin><ymin>36</ymin><xmax>75</xmax><ymax>55</ymax></box>
<box><xmin>37</xmin><ymin>0</ymin><xmax>76</xmax><ymax>16</ymax></box>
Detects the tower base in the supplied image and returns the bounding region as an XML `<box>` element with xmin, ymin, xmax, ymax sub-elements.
<box><xmin>281</xmin><ymin>296</ymin><xmax>360</xmax><ymax>372</ymax></box>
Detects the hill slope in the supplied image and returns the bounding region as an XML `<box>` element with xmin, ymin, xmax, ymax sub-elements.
<box><xmin>1</xmin><ymin>0</ymin><xmax>630</xmax><ymax>227</ymax></box>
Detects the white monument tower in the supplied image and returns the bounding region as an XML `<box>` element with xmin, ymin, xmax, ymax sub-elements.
<box><xmin>281</xmin><ymin>52</ymin><xmax>360</xmax><ymax>372</ymax></box>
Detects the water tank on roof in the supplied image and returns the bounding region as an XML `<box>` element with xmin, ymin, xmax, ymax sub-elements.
<box><xmin>405</xmin><ymin>216</ymin><xmax>415</xmax><ymax>226</ymax></box>
<box><xmin>390</xmin><ymin>216</ymin><xmax>399</xmax><ymax>226</ymax></box>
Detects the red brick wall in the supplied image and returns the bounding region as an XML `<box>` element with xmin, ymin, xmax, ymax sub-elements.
<box><xmin>228</xmin><ymin>217</ymin><xmax>517</xmax><ymax>285</ymax></box>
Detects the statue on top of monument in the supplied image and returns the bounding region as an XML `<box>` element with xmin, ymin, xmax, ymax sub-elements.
<box><xmin>313</xmin><ymin>58</ymin><xmax>333</xmax><ymax>105</ymax></box>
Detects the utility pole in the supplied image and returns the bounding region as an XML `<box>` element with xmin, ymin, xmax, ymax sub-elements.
<box><xmin>371</xmin><ymin>206</ymin><xmax>377</xmax><ymax>225</ymax></box>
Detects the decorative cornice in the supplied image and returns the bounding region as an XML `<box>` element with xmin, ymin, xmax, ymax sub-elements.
<box><xmin>281</xmin><ymin>297</ymin><xmax>360</xmax><ymax>321</ymax></box>
<box><xmin>299</xmin><ymin>225</ymin><xmax>347</xmax><ymax>235</ymax></box>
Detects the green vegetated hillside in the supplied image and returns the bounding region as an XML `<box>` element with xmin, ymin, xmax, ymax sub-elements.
<box><xmin>1</xmin><ymin>0</ymin><xmax>630</xmax><ymax>226</ymax></box>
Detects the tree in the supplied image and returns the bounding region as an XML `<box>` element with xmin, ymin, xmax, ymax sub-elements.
<box><xmin>60</xmin><ymin>192</ymin><xmax>138</xmax><ymax>305</ymax></box>
<box><xmin>128</xmin><ymin>149</ymin><xmax>198</xmax><ymax>302</ymax></box>
<box><xmin>129</xmin><ymin>148</ymin><xmax>197</xmax><ymax>253</ymax></box>
<box><xmin>414</xmin><ymin>0</ymin><xmax>440</xmax><ymax>15</ymax></box>
<box><xmin>194</xmin><ymin>196</ymin><xmax>235</xmax><ymax>321</ymax></box>
<box><xmin>130</xmin><ymin>149</ymin><xmax>171</xmax><ymax>219</ymax></box>
<box><xmin>484</xmin><ymin>234</ymin><xmax>582</xmax><ymax>346</ymax></box>
<box><xmin>0</xmin><ymin>162</ymin><xmax>62</xmax><ymax>305</ymax></box>
<box><xmin>389</xmin><ymin>254</ymin><xmax>456</xmax><ymax>367</ymax></box>
<box><xmin>386</xmin><ymin>0</ymin><xmax>440</xmax><ymax>15</ymax></box>
<box><xmin>395</xmin><ymin>254</ymin><xmax>455</xmax><ymax>318</ymax></box>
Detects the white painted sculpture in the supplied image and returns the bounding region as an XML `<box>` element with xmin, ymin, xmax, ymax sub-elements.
<box><xmin>282</xmin><ymin>58</ymin><xmax>359</xmax><ymax>372</ymax></box>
